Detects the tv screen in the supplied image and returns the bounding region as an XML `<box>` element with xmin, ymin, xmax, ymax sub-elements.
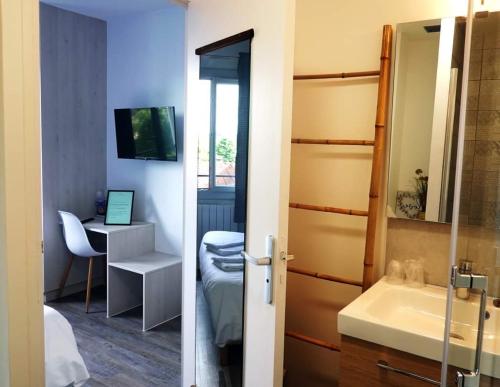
<box><xmin>114</xmin><ymin>106</ymin><xmax>177</xmax><ymax>161</ymax></box>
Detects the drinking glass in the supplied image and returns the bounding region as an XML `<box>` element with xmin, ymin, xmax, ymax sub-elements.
<box><xmin>386</xmin><ymin>259</ymin><xmax>404</xmax><ymax>284</ymax></box>
<box><xmin>404</xmin><ymin>259</ymin><xmax>425</xmax><ymax>288</ymax></box>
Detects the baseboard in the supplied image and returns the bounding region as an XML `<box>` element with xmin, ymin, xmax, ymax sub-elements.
<box><xmin>44</xmin><ymin>277</ymin><xmax>105</xmax><ymax>303</ymax></box>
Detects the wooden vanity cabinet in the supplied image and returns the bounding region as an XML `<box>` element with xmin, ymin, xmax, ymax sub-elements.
<box><xmin>340</xmin><ymin>335</ymin><xmax>499</xmax><ymax>387</ymax></box>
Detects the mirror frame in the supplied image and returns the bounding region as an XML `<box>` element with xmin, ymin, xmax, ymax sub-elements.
<box><xmin>387</xmin><ymin>17</ymin><xmax>464</xmax><ymax>224</ymax></box>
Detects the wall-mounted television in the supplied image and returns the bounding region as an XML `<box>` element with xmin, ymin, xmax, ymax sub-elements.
<box><xmin>114</xmin><ymin>106</ymin><xmax>177</xmax><ymax>161</ymax></box>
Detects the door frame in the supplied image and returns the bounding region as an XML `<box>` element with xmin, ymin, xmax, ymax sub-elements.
<box><xmin>0</xmin><ymin>0</ymin><xmax>45</xmax><ymax>385</ymax></box>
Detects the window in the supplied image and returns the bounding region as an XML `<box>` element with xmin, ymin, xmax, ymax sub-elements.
<box><xmin>197</xmin><ymin>79</ymin><xmax>239</xmax><ymax>191</ymax></box>
<box><xmin>197</xmin><ymin>80</ymin><xmax>211</xmax><ymax>189</ymax></box>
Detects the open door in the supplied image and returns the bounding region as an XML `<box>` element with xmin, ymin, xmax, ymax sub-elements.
<box><xmin>182</xmin><ymin>1</ymin><xmax>296</xmax><ymax>386</ymax></box>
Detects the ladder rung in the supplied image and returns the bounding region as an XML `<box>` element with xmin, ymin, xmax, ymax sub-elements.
<box><xmin>293</xmin><ymin>70</ymin><xmax>380</xmax><ymax>80</ymax></box>
<box><xmin>289</xmin><ymin>202</ymin><xmax>368</xmax><ymax>217</ymax></box>
<box><xmin>292</xmin><ymin>138</ymin><xmax>374</xmax><ymax>146</ymax></box>
<box><xmin>285</xmin><ymin>331</ymin><xmax>341</xmax><ymax>352</ymax></box>
<box><xmin>287</xmin><ymin>266</ymin><xmax>363</xmax><ymax>287</ymax></box>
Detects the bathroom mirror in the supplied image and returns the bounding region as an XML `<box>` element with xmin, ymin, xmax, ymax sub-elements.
<box><xmin>195</xmin><ymin>31</ymin><xmax>253</xmax><ymax>387</ymax></box>
<box><xmin>388</xmin><ymin>17</ymin><xmax>465</xmax><ymax>223</ymax></box>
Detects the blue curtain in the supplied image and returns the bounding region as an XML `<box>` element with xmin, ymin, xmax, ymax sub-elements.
<box><xmin>234</xmin><ymin>52</ymin><xmax>251</xmax><ymax>223</ymax></box>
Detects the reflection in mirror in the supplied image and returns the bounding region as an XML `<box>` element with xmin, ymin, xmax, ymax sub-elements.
<box><xmin>195</xmin><ymin>34</ymin><xmax>252</xmax><ymax>387</ymax></box>
<box><xmin>388</xmin><ymin>18</ymin><xmax>465</xmax><ymax>223</ymax></box>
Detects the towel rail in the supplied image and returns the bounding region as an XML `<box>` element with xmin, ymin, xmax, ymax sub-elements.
<box><xmin>362</xmin><ymin>25</ymin><xmax>393</xmax><ymax>291</ymax></box>
<box><xmin>285</xmin><ymin>25</ymin><xmax>393</xmax><ymax>359</ymax></box>
<box><xmin>293</xmin><ymin>70</ymin><xmax>380</xmax><ymax>80</ymax></box>
<box><xmin>291</xmin><ymin>138</ymin><xmax>375</xmax><ymax>146</ymax></box>
<box><xmin>287</xmin><ymin>266</ymin><xmax>362</xmax><ymax>287</ymax></box>
<box><xmin>289</xmin><ymin>202</ymin><xmax>368</xmax><ymax>217</ymax></box>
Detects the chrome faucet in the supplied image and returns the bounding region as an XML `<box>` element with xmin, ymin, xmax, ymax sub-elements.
<box><xmin>456</xmin><ymin>260</ymin><xmax>472</xmax><ymax>300</ymax></box>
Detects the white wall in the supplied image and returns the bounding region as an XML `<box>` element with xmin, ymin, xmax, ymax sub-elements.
<box><xmin>286</xmin><ymin>1</ymin><xmax>467</xmax><ymax>386</ymax></box>
<box><xmin>184</xmin><ymin>1</ymin><xmax>295</xmax><ymax>386</ymax></box>
<box><xmin>107</xmin><ymin>6</ymin><xmax>185</xmax><ymax>255</ymax></box>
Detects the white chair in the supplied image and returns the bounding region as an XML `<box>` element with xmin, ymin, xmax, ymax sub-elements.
<box><xmin>58</xmin><ymin>210</ymin><xmax>106</xmax><ymax>313</ymax></box>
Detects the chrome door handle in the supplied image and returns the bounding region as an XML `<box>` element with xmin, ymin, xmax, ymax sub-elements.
<box><xmin>451</xmin><ymin>265</ymin><xmax>488</xmax><ymax>387</ymax></box>
<box><xmin>241</xmin><ymin>235</ymin><xmax>274</xmax><ymax>304</ymax></box>
<box><xmin>241</xmin><ymin>251</ymin><xmax>271</xmax><ymax>266</ymax></box>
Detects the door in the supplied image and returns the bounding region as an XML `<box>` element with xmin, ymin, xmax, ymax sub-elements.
<box><xmin>441</xmin><ymin>1</ymin><xmax>500</xmax><ymax>385</ymax></box>
<box><xmin>182</xmin><ymin>1</ymin><xmax>296</xmax><ymax>387</ymax></box>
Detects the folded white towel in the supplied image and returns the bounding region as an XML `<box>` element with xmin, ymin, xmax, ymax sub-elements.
<box><xmin>206</xmin><ymin>245</ymin><xmax>243</xmax><ymax>256</ymax></box>
<box><xmin>212</xmin><ymin>257</ymin><xmax>244</xmax><ymax>264</ymax></box>
<box><xmin>205</xmin><ymin>241</ymin><xmax>244</xmax><ymax>249</ymax></box>
<box><xmin>213</xmin><ymin>261</ymin><xmax>244</xmax><ymax>272</ymax></box>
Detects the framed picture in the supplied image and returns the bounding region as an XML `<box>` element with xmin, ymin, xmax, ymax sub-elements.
<box><xmin>395</xmin><ymin>190</ymin><xmax>420</xmax><ymax>219</ymax></box>
<box><xmin>105</xmin><ymin>190</ymin><xmax>135</xmax><ymax>226</ymax></box>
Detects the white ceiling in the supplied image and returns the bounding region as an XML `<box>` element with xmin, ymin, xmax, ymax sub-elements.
<box><xmin>40</xmin><ymin>0</ymin><xmax>181</xmax><ymax>21</ymax></box>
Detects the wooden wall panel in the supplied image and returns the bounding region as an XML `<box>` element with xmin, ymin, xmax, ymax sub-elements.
<box><xmin>40</xmin><ymin>4</ymin><xmax>107</xmax><ymax>295</ymax></box>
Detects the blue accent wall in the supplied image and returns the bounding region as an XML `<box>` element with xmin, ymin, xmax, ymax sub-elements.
<box><xmin>107</xmin><ymin>7</ymin><xmax>186</xmax><ymax>256</ymax></box>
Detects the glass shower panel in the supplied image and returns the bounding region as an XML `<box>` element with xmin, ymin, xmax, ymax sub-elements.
<box><xmin>445</xmin><ymin>10</ymin><xmax>500</xmax><ymax>386</ymax></box>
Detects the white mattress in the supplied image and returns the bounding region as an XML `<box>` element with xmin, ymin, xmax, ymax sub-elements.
<box><xmin>199</xmin><ymin>231</ymin><xmax>244</xmax><ymax>347</ymax></box>
<box><xmin>44</xmin><ymin>305</ymin><xmax>89</xmax><ymax>387</ymax></box>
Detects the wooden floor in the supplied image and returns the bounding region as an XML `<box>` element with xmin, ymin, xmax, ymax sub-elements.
<box><xmin>196</xmin><ymin>281</ymin><xmax>242</xmax><ymax>387</ymax></box>
<box><xmin>48</xmin><ymin>286</ymin><xmax>181</xmax><ymax>386</ymax></box>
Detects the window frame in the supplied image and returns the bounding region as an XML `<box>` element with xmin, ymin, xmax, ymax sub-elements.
<box><xmin>198</xmin><ymin>77</ymin><xmax>239</xmax><ymax>196</ymax></box>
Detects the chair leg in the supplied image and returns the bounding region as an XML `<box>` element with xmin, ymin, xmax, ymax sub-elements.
<box><xmin>102</xmin><ymin>255</ymin><xmax>107</xmax><ymax>284</ymax></box>
<box><xmin>85</xmin><ymin>257</ymin><xmax>94</xmax><ymax>313</ymax></box>
<box><xmin>57</xmin><ymin>254</ymin><xmax>74</xmax><ymax>300</ymax></box>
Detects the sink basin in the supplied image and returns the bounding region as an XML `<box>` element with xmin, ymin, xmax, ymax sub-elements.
<box><xmin>338</xmin><ymin>277</ymin><xmax>499</xmax><ymax>379</ymax></box>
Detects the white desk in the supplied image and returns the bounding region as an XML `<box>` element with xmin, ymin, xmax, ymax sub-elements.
<box><xmin>109</xmin><ymin>252</ymin><xmax>182</xmax><ymax>331</ymax></box>
<box><xmin>84</xmin><ymin>221</ymin><xmax>153</xmax><ymax>235</ymax></box>
<box><xmin>84</xmin><ymin>220</ymin><xmax>181</xmax><ymax>330</ymax></box>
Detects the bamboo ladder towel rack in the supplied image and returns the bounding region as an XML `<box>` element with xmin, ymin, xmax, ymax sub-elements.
<box><xmin>285</xmin><ymin>25</ymin><xmax>393</xmax><ymax>353</ymax></box>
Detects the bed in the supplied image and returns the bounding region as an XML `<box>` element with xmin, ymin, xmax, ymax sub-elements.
<box><xmin>199</xmin><ymin>231</ymin><xmax>245</xmax><ymax>347</ymax></box>
<box><xmin>44</xmin><ymin>305</ymin><xmax>89</xmax><ymax>387</ymax></box>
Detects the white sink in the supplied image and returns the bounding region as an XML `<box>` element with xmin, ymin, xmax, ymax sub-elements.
<box><xmin>338</xmin><ymin>277</ymin><xmax>500</xmax><ymax>379</ymax></box>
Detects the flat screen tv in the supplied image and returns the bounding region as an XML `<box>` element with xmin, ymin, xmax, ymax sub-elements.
<box><xmin>114</xmin><ymin>106</ymin><xmax>177</xmax><ymax>161</ymax></box>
